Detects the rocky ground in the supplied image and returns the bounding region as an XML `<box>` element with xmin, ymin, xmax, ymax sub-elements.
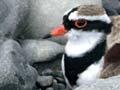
<box><xmin>0</xmin><ymin>0</ymin><xmax>120</xmax><ymax>90</ymax></box>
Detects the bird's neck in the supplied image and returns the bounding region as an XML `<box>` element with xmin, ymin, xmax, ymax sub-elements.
<box><xmin>65</xmin><ymin>31</ymin><xmax>106</xmax><ymax>57</ymax></box>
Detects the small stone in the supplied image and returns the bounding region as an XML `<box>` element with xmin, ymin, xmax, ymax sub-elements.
<box><xmin>42</xmin><ymin>70</ymin><xmax>63</xmax><ymax>78</ymax></box>
<box><xmin>57</xmin><ymin>83</ymin><xmax>66</xmax><ymax>90</ymax></box>
<box><xmin>53</xmin><ymin>81</ymin><xmax>66</xmax><ymax>90</ymax></box>
<box><xmin>37</xmin><ymin>76</ymin><xmax>53</xmax><ymax>87</ymax></box>
<box><xmin>46</xmin><ymin>87</ymin><xmax>54</xmax><ymax>90</ymax></box>
<box><xmin>55</xmin><ymin>77</ymin><xmax>65</xmax><ymax>84</ymax></box>
<box><xmin>53</xmin><ymin>79</ymin><xmax>58</xmax><ymax>84</ymax></box>
<box><xmin>41</xmin><ymin>69</ymin><xmax>53</xmax><ymax>76</ymax></box>
<box><xmin>53</xmin><ymin>79</ymin><xmax>58</xmax><ymax>90</ymax></box>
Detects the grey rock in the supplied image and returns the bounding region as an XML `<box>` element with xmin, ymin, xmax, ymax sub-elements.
<box><xmin>22</xmin><ymin>0</ymin><xmax>81</xmax><ymax>44</ymax></box>
<box><xmin>53</xmin><ymin>81</ymin><xmax>66</xmax><ymax>90</ymax></box>
<box><xmin>0</xmin><ymin>39</ymin><xmax>38</xmax><ymax>90</ymax></box>
<box><xmin>48</xmin><ymin>37</ymin><xmax>67</xmax><ymax>45</ymax></box>
<box><xmin>103</xmin><ymin>0</ymin><xmax>120</xmax><ymax>15</ymax></box>
<box><xmin>53</xmin><ymin>79</ymin><xmax>58</xmax><ymax>90</ymax></box>
<box><xmin>55</xmin><ymin>77</ymin><xmax>65</xmax><ymax>84</ymax></box>
<box><xmin>46</xmin><ymin>87</ymin><xmax>54</xmax><ymax>90</ymax></box>
<box><xmin>33</xmin><ymin>58</ymin><xmax>62</xmax><ymax>76</ymax></box>
<box><xmin>41</xmin><ymin>69</ymin><xmax>53</xmax><ymax>76</ymax></box>
<box><xmin>57</xmin><ymin>83</ymin><xmax>66</xmax><ymax>90</ymax></box>
<box><xmin>42</xmin><ymin>70</ymin><xmax>63</xmax><ymax>78</ymax></box>
<box><xmin>22</xmin><ymin>40</ymin><xmax>64</xmax><ymax>63</ymax></box>
<box><xmin>0</xmin><ymin>0</ymin><xmax>29</xmax><ymax>38</ymax></box>
<box><xmin>75</xmin><ymin>75</ymin><xmax>120</xmax><ymax>90</ymax></box>
<box><xmin>37</xmin><ymin>76</ymin><xmax>53</xmax><ymax>87</ymax></box>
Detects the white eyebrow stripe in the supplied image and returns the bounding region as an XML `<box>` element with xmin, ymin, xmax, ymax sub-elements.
<box><xmin>64</xmin><ymin>8</ymin><xmax>73</xmax><ymax>15</ymax></box>
<box><xmin>69</xmin><ymin>11</ymin><xmax>111</xmax><ymax>23</ymax></box>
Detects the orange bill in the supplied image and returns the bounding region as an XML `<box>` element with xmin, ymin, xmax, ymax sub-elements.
<box><xmin>51</xmin><ymin>25</ymin><xmax>67</xmax><ymax>37</ymax></box>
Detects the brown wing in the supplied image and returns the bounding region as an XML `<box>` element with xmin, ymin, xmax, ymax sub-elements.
<box><xmin>107</xmin><ymin>16</ymin><xmax>120</xmax><ymax>49</ymax></box>
<box><xmin>100</xmin><ymin>16</ymin><xmax>120</xmax><ymax>79</ymax></box>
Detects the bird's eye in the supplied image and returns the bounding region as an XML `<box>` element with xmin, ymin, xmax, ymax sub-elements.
<box><xmin>74</xmin><ymin>19</ymin><xmax>87</xmax><ymax>28</ymax></box>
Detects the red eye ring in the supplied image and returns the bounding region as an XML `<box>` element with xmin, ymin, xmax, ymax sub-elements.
<box><xmin>74</xmin><ymin>19</ymin><xmax>87</xmax><ymax>28</ymax></box>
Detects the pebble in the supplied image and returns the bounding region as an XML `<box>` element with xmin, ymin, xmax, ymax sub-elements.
<box><xmin>55</xmin><ymin>77</ymin><xmax>65</xmax><ymax>84</ymax></box>
<box><xmin>37</xmin><ymin>76</ymin><xmax>53</xmax><ymax>87</ymax></box>
<box><xmin>42</xmin><ymin>71</ymin><xmax>64</xmax><ymax>78</ymax></box>
<box><xmin>46</xmin><ymin>87</ymin><xmax>54</xmax><ymax>90</ymax></box>
<box><xmin>57</xmin><ymin>83</ymin><xmax>66</xmax><ymax>90</ymax></box>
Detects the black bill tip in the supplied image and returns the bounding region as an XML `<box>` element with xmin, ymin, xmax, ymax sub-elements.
<box><xmin>42</xmin><ymin>34</ymin><xmax>52</xmax><ymax>39</ymax></box>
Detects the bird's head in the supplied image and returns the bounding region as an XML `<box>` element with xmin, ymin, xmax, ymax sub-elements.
<box><xmin>43</xmin><ymin>5</ymin><xmax>112</xmax><ymax>39</ymax></box>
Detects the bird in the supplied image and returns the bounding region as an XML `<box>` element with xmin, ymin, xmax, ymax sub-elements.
<box><xmin>100</xmin><ymin>16</ymin><xmax>120</xmax><ymax>78</ymax></box>
<box><xmin>43</xmin><ymin>1</ymin><xmax>112</xmax><ymax>90</ymax></box>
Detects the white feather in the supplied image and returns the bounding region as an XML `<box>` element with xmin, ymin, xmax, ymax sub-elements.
<box><xmin>61</xmin><ymin>55</ymin><xmax>72</xmax><ymax>88</ymax></box>
<box><xmin>64</xmin><ymin>8</ymin><xmax>73</xmax><ymax>15</ymax></box>
<box><xmin>65</xmin><ymin>29</ymin><xmax>104</xmax><ymax>57</ymax></box>
<box><xmin>68</xmin><ymin>11</ymin><xmax>111</xmax><ymax>23</ymax></box>
<box><xmin>76</xmin><ymin>57</ymin><xmax>104</xmax><ymax>86</ymax></box>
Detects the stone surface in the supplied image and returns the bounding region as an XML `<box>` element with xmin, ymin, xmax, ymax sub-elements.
<box><xmin>55</xmin><ymin>77</ymin><xmax>65</xmax><ymax>84</ymax></box>
<box><xmin>53</xmin><ymin>82</ymin><xmax>66</xmax><ymax>90</ymax></box>
<box><xmin>37</xmin><ymin>76</ymin><xmax>53</xmax><ymax>87</ymax></box>
<box><xmin>74</xmin><ymin>75</ymin><xmax>120</xmax><ymax>90</ymax></box>
<box><xmin>57</xmin><ymin>83</ymin><xmax>66</xmax><ymax>90</ymax></box>
<box><xmin>17</xmin><ymin>0</ymin><xmax>120</xmax><ymax>44</ymax></box>
<box><xmin>0</xmin><ymin>0</ymin><xmax>29</xmax><ymax>39</ymax></box>
<box><xmin>0</xmin><ymin>39</ymin><xmax>38</xmax><ymax>90</ymax></box>
<box><xmin>22</xmin><ymin>39</ymin><xmax>64</xmax><ymax>63</ymax></box>
<box><xmin>53</xmin><ymin>79</ymin><xmax>58</xmax><ymax>90</ymax></box>
<box><xmin>27</xmin><ymin>0</ymin><xmax>81</xmax><ymax>38</ymax></box>
<box><xmin>103</xmin><ymin>0</ymin><xmax>120</xmax><ymax>15</ymax></box>
<box><xmin>41</xmin><ymin>70</ymin><xmax>63</xmax><ymax>78</ymax></box>
<box><xmin>46</xmin><ymin>87</ymin><xmax>54</xmax><ymax>90</ymax></box>
<box><xmin>20</xmin><ymin>0</ymin><xmax>82</xmax><ymax>44</ymax></box>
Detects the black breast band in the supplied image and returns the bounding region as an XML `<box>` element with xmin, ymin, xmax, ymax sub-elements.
<box><xmin>64</xmin><ymin>39</ymin><xmax>106</xmax><ymax>86</ymax></box>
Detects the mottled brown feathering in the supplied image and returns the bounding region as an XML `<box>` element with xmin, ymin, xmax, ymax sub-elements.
<box><xmin>78</xmin><ymin>5</ymin><xmax>105</xmax><ymax>16</ymax></box>
<box><xmin>107</xmin><ymin>16</ymin><xmax>120</xmax><ymax>49</ymax></box>
<box><xmin>101</xmin><ymin>44</ymin><xmax>120</xmax><ymax>78</ymax></box>
<box><xmin>104</xmin><ymin>44</ymin><xmax>120</xmax><ymax>67</ymax></box>
<box><xmin>100</xmin><ymin>16</ymin><xmax>120</xmax><ymax>78</ymax></box>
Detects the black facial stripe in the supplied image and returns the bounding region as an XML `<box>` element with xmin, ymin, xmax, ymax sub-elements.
<box><xmin>63</xmin><ymin>7</ymin><xmax>78</xmax><ymax>30</ymax></box>
<box><xmin>64</xmin><ymin>39</ymin><xmax>106</xmax><ymax>86</ymax></box>
<box><xmin>63</xmin><ymin>8</ymin><xmax>112</xmax><ymax>34</ymax></box>
<box><xmin>73</xmin><ymin>20</ymin><xmax>112</xmax><ymax>34</ymax></box>
<box><xmin>63</xmin><ymin>18</ymin><xmax>112</xmax><ymax>34</ymax></box>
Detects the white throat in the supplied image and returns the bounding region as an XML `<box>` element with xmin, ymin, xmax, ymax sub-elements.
<box><xmin>65</xmin><ymin>30</ymin><xmax>105</xmax><ymax>57</ymax></box>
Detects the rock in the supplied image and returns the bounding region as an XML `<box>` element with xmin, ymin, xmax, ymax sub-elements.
<box><xmin>53</xmin><ymin>79</ymin><xmax>58</xmax><ymax>90</ymax></box>
<box><xmin>41</xmin><ymin>70</ymin><xmax>63</xmax><ymax>78</ymax></box>
<box><xmin>32</xmin><ymin>85</ymin><xmax>39</xmax><ymax>90</ymax></box>
<box><xmin>20</xmin><ymin>0</ymin><xmax>81</xmax><ymax>44</ymax></box>
<box><xmin>0</xmin><ymin>0</ymin><xmax>30</xmax><ymax>38</ymax></box>
<box><xmin>22</xmin><ymin>39</ymin><xmax>64</xmax><ymax>63</ymax></box>
<box><xmin>41</xmin><ymin>69</ymin><xmax>53</xmax><ymax>76</ymax></box>
<box><xmin>103</xmin><ymin>0</ymin><xmax>120</xmax><ymax>15</ymax></box>
<box><xmin>48</xmin><ymin>37</ymin><xmax>67</xmax><ymax>45</ymax></box>
<box><xmin>0</xmin><ymin>39</ymin><xmax>38</xmax><ymax>90</ymax></box>
<box><xmin>37</xmin><ymin>76</ymin><xmax>53</xmax><ymax>87</ymax></box>
<box><xmin>33</xmin><ymin>55</ymin><xmax>62</xmax><ymax>75</ymax></box>
<box><xmin>74</xmin><ymin>75</ymin><xmax>120</xmax><ymax>90</ymax></box>
<box><xmin>46</xmin><ymin>87</ymin><xmax>54</xmax><ymax>90</ymax></box>
<box><xmin>55</xmin><ymin>77</ymin><xmax>65</xmax><ymax>84</ymax></box>
<box><xmin>53</xmin><ymin>82</ymin><xmax>66</xmax><ymax>90</ymax></box>
<box><xmin>18</xmin><ymin>0</ymin><xmax>120</xmax><ymax>44</ymax></box>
